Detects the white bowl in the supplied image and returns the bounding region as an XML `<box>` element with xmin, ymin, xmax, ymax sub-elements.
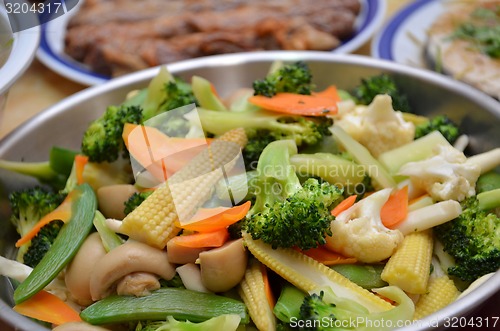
<box><xmin>0</xmin><ymin>2</ymin><xmax>40</xmax><ymax>117</ymax></box>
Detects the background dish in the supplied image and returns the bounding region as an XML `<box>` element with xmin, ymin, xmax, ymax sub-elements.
<box><xmin>0</xmin><ymin>3</ymin><xmax>40</xmax><ymax>110</ymax></box>
<box><xmin>36</xmin><ymin>0</ymin><xmax>385</xmax><ymax>86</ymax></box>
<box><xmin>370</xmin><ymin>0</ymin><xmax>444</xmax><ymax>69</ymax></box>
<box><xmin>0</xmin><ymin>51</ymin><xmax>499</xmax><ymax>331</ymax></box>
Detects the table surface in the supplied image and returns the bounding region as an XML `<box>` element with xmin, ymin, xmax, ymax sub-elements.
<box><xmin>0</xmin><ymin>0</ymin><xmax>498</xmax><ymax>330</ymax></box>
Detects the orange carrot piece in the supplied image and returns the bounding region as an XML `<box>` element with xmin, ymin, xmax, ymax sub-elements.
<box><xmin>170</xmin><ymin>228</ymin><xmax>230</xmax><ymax>248</ymax></box>
<box><xmin>298</xmin><ymin>246</ymin><xmax>357</xmax><ymax>265</ymax></box>
<box><xmin>261</xmin><ymin>263</ymin><xmax>276</xmax><ymax>309</ymax></box>
<box><xmin>74</xmin><ymin>154</ymin><xmax>88</xmax><ymax>185</ymax></box>
<box><xmin>13</xmin><ymin>290</ymin><xmax>81</xmax><ymax>325</ymax></box>
<box><xmin>15</xmin><ymin>192</ymin><xmax>75</xmax><ymax>247</ymax></box>
<box><xmin>123</xmin><ymin>123</ymin><xmax>212</xmax><ymax>181</ymax></box>
<box><xmin>381</xmin><ymin>186</ymin><xmax>409</xmax><ymax>228</ymax></box>
<box><xmin>313</xmin><ymin>85</ymin><xmax>341</xmax><ymax>102</ymax></box>
<box><xmin>179</xmin><ymin>201</ymin><xmax>251</xmax><ymax>232</ymax></box>
<box><xmin>248</xmin><ymin>93</ymin><xmax>338</xmax><ymax>116</ymax></box>
<box><xmin>331</xmin><ymin>195</ymin><xmax>357</xmax><ymax>217</ymax></box>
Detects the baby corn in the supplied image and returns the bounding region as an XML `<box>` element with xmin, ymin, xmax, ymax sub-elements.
<box><xmin>120</xmin><ymin>128</ymin><xmax>247</xmax><ymax>249</ymax></box>
<box><xmin>242</xmin><ymin>232</ymin><xmax>393</xmax><ymax>313</ymax></box>
<box><xmin>414</xmin><ymin>276</ymin><xmax>459</xmax><ymax>320</ymax></box>
<box><xmin>238</xmin><ymin>259</ymin><xmax>276</xmax><ymax>331</ymax></box>
<box><xmin>381</xmin><ymin>229</ymin><xmax>434</xmax><ymax>294</ymax></box>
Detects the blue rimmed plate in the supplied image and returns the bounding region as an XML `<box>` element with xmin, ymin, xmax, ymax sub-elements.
<box><xmin>371</xmin><ymin>0</ymin><xmax>445</xmax><ymax>69</ymax></box>
<box><xmin>36</xmin><ymin>0</ymin><xmax>386</xmax><ymax>86</ymax></box>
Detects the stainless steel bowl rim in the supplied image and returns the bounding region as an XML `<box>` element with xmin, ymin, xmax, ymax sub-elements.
<box><xmin>0</xmin><ymin>51</ymin><xmax>499</xmax><ymax>331</ymax></box>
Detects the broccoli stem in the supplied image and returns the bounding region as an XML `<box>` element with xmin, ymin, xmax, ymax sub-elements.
<box><xmin>0</xmin><ymin>160</ymin><xmax>66</xmax><ymax>189</ymax></box>
<box><xmin>290</xmin><ymin>153</ymin><xmax>366</xmax><ymax>187</ymax></box>
<box><xmin>394</xmin><ymin>200</ymin><xmax>462</xmax><ymax>235</ymax></box>
<box><xmin>93</xmin><ymin>210</ymin><xmax>124</xmax><ymax>252</ymax></box>
<box><xmin>330</xmin><ymin>126</ymin><xmax>396</xmax><ymax>189</ymax></box>
<box><xmin>273</xmin><ymin>284</ymin><xmax>306</xmax><ymax>323</ymax></box>
<box><xmin>142</xmin><ymin>66</ymin><xmax>174</xmax><ymax>120</ymax></box>
<box><xmin>377</xmin><ymin>131</ymin><xmax>452</xmax><ymax>175</ymax></box>
<box><xmin>476</xmin><ymin>171</ymin><xmax>500</xmax><ymax>193</ymax></box>
<box><xmin>329</xmin><ymin>264</ymin><xmax>388</xmax><ymax>290</ymax></box>
<box><xmin>191</xmin><ymin>76</ymin><xmax>228</xmax><ymax>111</ymax></box>
<box><xmin>466</xmin><ymin>148</ymin><xmax>500</xmax><ymax>175</ymax></box>
<box><xmin>477</xmin><ymin>188</ymin><xmax>500</xmax><ymax>211</ymax></box>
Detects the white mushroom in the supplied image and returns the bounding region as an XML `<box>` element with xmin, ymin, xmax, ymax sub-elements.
<box><xmin>166</xmin><ymin>238</ymin><xmax>208</xmax><ymax>264</ymax></box>
<box><xmin>52</xmin><ymin>322</ymin><xmax>111</xmax><ymax>331</ymax></box>
<box><xmin>89</xmin><ymin>240</ymin><xmax>176</xmax><ymax>301</ymax></box>
<box><xmin>96</xmin><ymin>184</ymin><xmax>138</xmax><ymax>219</ymax></box>
<box><xmin>199</xmin><ymin>239</ymin><xmax>247</xmax><ymax>292</ymax></box>
<box><xmin>65</xmin><ymin>233</ymin><xmax>107</xmax><ymax>306</ymax></box>
<box><xmin>116</xmin><ymin>272</ymin><xmax>161</xmax><ymax>297</ymax></box>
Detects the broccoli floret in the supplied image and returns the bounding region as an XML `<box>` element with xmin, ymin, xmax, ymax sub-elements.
<box><xmin>124</xmin><ymin>191</ymin><xmax>153</xmax><ymax>215</ymax></box>
<box><xmin>196</xmin><ymin>108</ymin><xmax>332</xmax><ymax>170</ymax></box>
<box><xmin>253</xmin><ymin>61</ymin><xmax>314</xmax><ymax>97</ymax></box>
<box><xmin>82</xmin><ymin>105</ymin><xmax>143</xmax><ymax>163</ymax></box>
<box><xmin>9</xmin><ymin>187</ymin><xmax>66</xmax><ymax>264</ymax></box>
<box><xmin>434</xmin><ymin>194</ymin><xmax>500</xmax><ymax>282</ymax></box>
<box><xmin>243</xmin><ymin>130</ymin><xmax>277</xmax><ymax>170</ymax></box>
<box><xmin>82</xmin><ymin>74</ymin><xmax>198</xmax><ymax>164</ymax></box>
<box><xmin>245</xmin><ymin>140</ymin><xmax>343</xmax><ymax>250</ymax></box>
<box><xmin>159</xmin><ymin>79</ymin><xmax>198</xmax><ymax>113</ymax></box>
<box><xmin>298</xmin><ymin>286</ymin><xmax>414</xmax><ymax>331</ymax></box>
<box><xmin>352</xmin><ymin>74</ymin><xmax>412</xmax><ymax>113</ymax></box>
<box><xmin>23</xmin><ymin>220</ymin><xmax>64</xmax><ymax>268</ymax></box>
<box><xmin>414</xmin><ymin>115</ymin><xmax>460</xmax><ymax>144</ymax></box>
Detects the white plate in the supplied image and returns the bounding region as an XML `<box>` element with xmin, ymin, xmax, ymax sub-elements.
<box><xmin>371</xmin><ymin>0</ymin><xmax>446</xmax><ymax>69</ymax></box>
<box><xmin>36</xmin><ymin>0</ymin><xmax>386</xmax><ymax>86</ymax></box>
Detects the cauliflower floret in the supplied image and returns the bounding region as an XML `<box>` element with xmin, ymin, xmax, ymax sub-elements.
<box><xmin>336</xmin><ymin>94</ymin><xmax>415</xmax><ymax>157</ymax></box>
<box><xmin>398</xmin><ymin>144</ymin><xmax>480</xmax><ymax>202</ymax></box>
<box><xmin>325</xmin><ymin>189</ymin><xmax>404</xmax><ymax>263</ymax></box>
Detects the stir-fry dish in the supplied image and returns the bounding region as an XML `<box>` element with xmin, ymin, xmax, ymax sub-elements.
<box><xmin>0</xmin><ymin>61</ymin><xmax>499</xmax><ymax>331</ymax></box>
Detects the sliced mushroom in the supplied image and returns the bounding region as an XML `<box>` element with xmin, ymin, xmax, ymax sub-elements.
<box><xmin>89</xmin><ymin>240</ymin><xmax>176</xmax><ymax>301</ymax></box>
<box><xmin>65</xmin><ymin>232</ymin><xmax>107</xmax><ymax>306</ymax></box>
<box><xmin>116</xmin><ymin>272</ymin><xmax>160</xmax><ymax>297</ymax></box>
<box><xmin>176</xmin><ymin>263</ymin><xmax>211</xmax><ymax>293</ymax></box>
<box><xmin>97</xmin><ymin>184</ymin><xmax>138</xmax><ymax>219</ymax></box>
<box><xmin>166</xmin><ymin>238</ymin><xmax>208</xmax><ymax>264</ymax></box>
<box><xmin>199</xmin><ymin>239</ymin><xmax>247</xmax><ymax>292</ymax></box>
<box><xmin>52</xmin><ymin>322</ymin><xmax>109</xmax><ymax>331</ymax></box>
<box><xmin>53</xmin><ymin>322</ymin><xmax>111</xmax><ymax>331</ymax></box>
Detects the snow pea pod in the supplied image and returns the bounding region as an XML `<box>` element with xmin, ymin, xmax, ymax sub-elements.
<box><xmin>80</xmin><ymin>287</ymin><xmax>249</xmax><ymax>325</ymax></box>
<box><xmin>14</xmin><ymin>183</ymin><xmax>97</xmax><ymax>304</ymax></box>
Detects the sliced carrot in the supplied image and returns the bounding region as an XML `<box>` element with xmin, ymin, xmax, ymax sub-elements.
<box><xmin>169</xmin><ymin>228</ymin><xmax>230</xmax><ymax>248</ymax></box>
<box><xmin>297</xmin><ymin>246</ymin><xmax>357</xmax><ymax>265</ymax></box>
<box><xmin>13</xmin><ymin>290</ymin><xmax>81</xmax><ymax>325</ymax></box>
<box><xmin>178</xmin><ymin>201</ymin><xmax>251</xmax><ymax>232</ymax></box>
<box><xmin>381</xmin><ymin>186</ymin><xmax>409</xmax><ymax>228</ymax></box>
<box><xmin>261</xmin><ymin>263</ymin><xmax>275</xmax><ymax>309</ymax></box>
<box><xmin>313</xmin><ymin>85</ymin><xmax>341</xmax><ymax>102</ymax></box>
<box><xmin>74</xmin><ymin>154</ymin><xmax>88</xmax><ymax>185</ymax></box>
<box><xmin>248</xmin><ymin>93</ymin><xmax>338</xmax><ymax>116</ymax></box>
<box><xmin>15</xmin><ymin>191</ymin><xmax>76</xmax><ymax>247</ymax></box>
<box><xmin>331</xmin><ymin>195</ymin><xmax>357</xmax><ymax>217</ymax></box>
<box><xmin>123</xmin><ymin>123</ymin><xmax>212</xmax><ymax>182</ymax></box>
